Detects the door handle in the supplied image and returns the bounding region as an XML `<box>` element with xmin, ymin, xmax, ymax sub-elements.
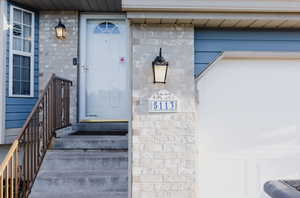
<box><xmin>81</xmin><ymin>65</ymin><xmax>88</xmax><ymax>71</ymax></box>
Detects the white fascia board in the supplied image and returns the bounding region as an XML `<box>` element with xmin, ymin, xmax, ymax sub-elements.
<box><xmin>123</xmin><ymin>0</ymin><xmax>300</xmax><ymax>13</ymax></box>
<box><xmin>127</xmin><ymin>12</ymin><xmax>300</xmax><ymax>21</ymax></box>
<box><xmin>222</xmin><ymin>51</ymin><xmax>300</xmax><ymax>60</ymax></box>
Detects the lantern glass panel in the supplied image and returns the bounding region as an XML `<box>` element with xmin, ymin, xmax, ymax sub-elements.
<box><xmin>154</xmin><ymin>64</ymin><xmax>168</xmax><ymax>83</ymax></box>
<box><xmin>56</xmin><ymin>27</ymin><xmax>66</xmax><ymax>39</ymax></box>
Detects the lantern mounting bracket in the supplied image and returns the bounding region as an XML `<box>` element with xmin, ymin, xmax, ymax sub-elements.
<box><xmin>152</xmin><ymin>48</ymin><xmax>168</xmax><ymax>66</ymax></box>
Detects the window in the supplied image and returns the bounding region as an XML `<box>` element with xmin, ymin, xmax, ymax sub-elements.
<box><xmin>94</xmin><ymin>22</ymin><xmax>120</xmax><ymax>34</ymax></box>
<box><xmin>9</xmin><ymin>6</ymin><xmax>34</xmax><ymax>97</ymax></box>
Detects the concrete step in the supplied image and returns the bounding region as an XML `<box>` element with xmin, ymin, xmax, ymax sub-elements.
<box><xmin>31</xmin><ymin>170</ymin><xmax>128</xmax><ymax>193</ymax></box>
<box><xmin>74</xmin><ymin>122</ymin><xmax>128</xmax><ymax>133</ymax></box>
<box><xmin>30</xmin><ymin>192</ymin><xmax>128</xmax><ymax>198</ymax></box>
<box><xmin>30</xmin><ymin>134</ymin><xmax>129</xmax><ymax>197</ymax></box>
<box><xmin>52</xmin><ymin>135</ymin><xmax>128</xmax><ymax>150</ymax></box>
<box><xmin>72</xmin><ymin>131</ymin><xmax>128</xmax><ymax>136</ymax></box>
<box><xmin>42</xmin><ymin>150</ymin><xmax>128</xmax><ymax>171</ymax></box>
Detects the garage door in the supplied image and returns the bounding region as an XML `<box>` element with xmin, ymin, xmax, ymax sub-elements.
<box><xmin>196</xmin><ymin>57</ymin><xmax>300</xmax><ymax>198</ymax></box>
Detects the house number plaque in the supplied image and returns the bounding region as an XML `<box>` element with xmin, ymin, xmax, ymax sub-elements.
<box><xmin>149</xmin><ymin>90</ymin><xmax>178</xmax><ymax>113</ymax></box>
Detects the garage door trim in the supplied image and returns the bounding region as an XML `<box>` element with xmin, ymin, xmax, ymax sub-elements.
<box><xmin>196</xmin><ymin>51</ymin><xmax>300</xmax><ymax>81</ymax></box>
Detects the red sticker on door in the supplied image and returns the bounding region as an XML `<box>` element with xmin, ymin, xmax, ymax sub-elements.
<box><xmin>120</xmin><ymin>57</ymin><xmax>126</xmax><ymax>63</ymax></box>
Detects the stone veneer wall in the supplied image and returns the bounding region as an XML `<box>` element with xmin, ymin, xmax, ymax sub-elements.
<box><xmin>39</xmin><ymin>11</ymin><xmax>78</xmax><ymax>124</ymax></box>
<box><xmin>131</xmin><ymin>24</ymin><xmax>197</xmax><ymax>198</ymax></box>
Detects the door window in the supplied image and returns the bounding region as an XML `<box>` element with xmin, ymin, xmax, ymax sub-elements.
<box><xmin>94</xmin><ymin>22</ymin><xmax>120</xmax><ymax>34</ymax></box>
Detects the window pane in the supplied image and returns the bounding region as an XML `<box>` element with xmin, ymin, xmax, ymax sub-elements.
<box><xmin>23</xmin><ymin>12</ymin><xmax>32</xmax><ymax>26</ymax></box>
<box><xmin>13</xmin><ymin>66</ymin><xmax>20</xmax><ymax>81</ymax></box>
<box><xmin>23</xmin><ymin>26</ymin><xmax>31</xmax><ymax>40</ymax></box>
<box><xmin>112</xmin><ymin>28</ymin><xmax>120</xmax><ymax>34</ymax></box>
<box><xmin>13</xmin><ymin>8</ymin><xmax>22</xmax><ymax>23</ymax></box>
<box><xmin>13</xmin><ymin>55</ymin><xmax>21</xmax><ymax>67</ymax></box>
<box><xmin>21</xmin><ymin>82</ymin><xmax>30</xmax><ymax>95</ymax></box>
<box><xmin>12</xmin><ymin>80</ymin><xmax>21</xmax><ymax>95</ymax></box>
<box><xmin>13</xmin><ymin>23</ymin><xmax>22</xmax><ymax>37</ymax></box>
<box><xmin>13</xmin><ymin>37</ymin><xmax>22</xmax><ymax>51</ymax></box>
<box><xmin>107</xmin><ymin>22</ymin><xmax>114</xmax><ymax>28</ymax></box>
<box><xmin>22</xmin><ymin>56</ymin><xmax>30</xmax><ymax>68</ymax></box>
<box><xmin>13</xmin><ymin>55</ymin><xmax>21</xmax><ymax>83</ymax></box>
<box><xmin>23</xmin><ymin>40</ymin><xmax>31</xmax><ymax>52</ymax></box>
<box><xmin>21</xmin><ymin>68</ymin><xmax>30</xmax><ymax>81</ymax></box>
<box><xmin>12</xmin><ymin>55</ymin><xmax>31</xmax><ymax>96</ymax></box>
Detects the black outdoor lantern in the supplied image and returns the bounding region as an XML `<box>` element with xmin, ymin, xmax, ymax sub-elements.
<box><xmin>152</xmin><ymin>48</ymin><xmax>169</xmax><ymax>84</ymax></box>
<box><xmin>55</xmin><ymin>19</ymin><xmax>66</xmax><ymax>40</ymax></box>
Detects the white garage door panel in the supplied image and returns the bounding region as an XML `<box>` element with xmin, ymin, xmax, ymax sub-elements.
<box><xmin>199</xmin><ymin>158</ymin><xmax>247</xmax><ymax>197</ymax></box>
<box><xmin>197</xmin><ymin>58</ymin><xmax>300</xmax><ymax>198</ymax></box>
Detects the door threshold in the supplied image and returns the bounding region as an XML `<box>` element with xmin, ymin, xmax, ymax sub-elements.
<box><xmin>80</xmin><ymin>120</ymin><xmax>128</xmax><ymax>123</ymax></box>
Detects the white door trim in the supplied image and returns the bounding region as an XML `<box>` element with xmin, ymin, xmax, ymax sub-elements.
<box><xmin>79</xmin><ymin>13</ymin><xmax>130</xmax><ymax>122</ymax></box>
<box><xmin>0</xmin><ymin>0</ymin><xmax>7</xmax><ymax>143</ymax></box>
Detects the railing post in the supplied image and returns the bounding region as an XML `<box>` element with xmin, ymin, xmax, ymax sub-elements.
<box><xmin>52</xmin><ymin>77</ymin><xmax>57</xmax><ymax>134</ymax></box>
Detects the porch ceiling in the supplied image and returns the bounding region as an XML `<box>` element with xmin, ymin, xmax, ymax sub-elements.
<box><xmin>128</xmin><ymin>12</ymin><xmax>300</xmax><ymax>29</ymax></box>
<box><xmin>11</xmin><ymin>0</ymin><xmax>121</xmax><ymax>12</ymax></box>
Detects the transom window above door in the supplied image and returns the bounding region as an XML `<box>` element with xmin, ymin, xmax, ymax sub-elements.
<box><xmin>9</xmin><ymin>6</ymin><xmax>34</xmax><ymax>97</ymax></box>
<box><xmin>94</xmin><ymin>22</ymin><xmax>120</xmax><ymax>34</ymax></box>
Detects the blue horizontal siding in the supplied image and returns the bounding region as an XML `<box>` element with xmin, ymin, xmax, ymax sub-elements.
<box><xmin>6</xmin><ymin>112</ymin><xmax>31</xmax><ymax>121</ymax></box>
<box><xmin>195</xmin><ymin>63</ymin><xmax>214</xmax><ymax>76</ymax></box>
<box><xmin>5</xmin><ymin>3</ymin><xmax>39</xmax><ymax>129</ymax></box>
<box><xmin>6</xmin><ymin>105</ymin><xmax>37</xmax><ymax>113</ymax></box>
<box><xmin>195</xmin><ymin>29</ymin><xmax>300</xmax><ymax>77</ymax></box>
<box><xmin>196</xmin><ymin>40</ymin><xmax>300</xmax><ymax>51</ymax></box>
<box><xmin>195</xmin><ymin>51</ymin><xmax>221</xmax><ymax>64</ymax></box>
<box><xmin>6</xmin><ymin>120</ymin><xmax>27</xmax><ymax>129</ymax></box>
<box><xmin>6</xmin><ymin>97</ymin><xmax>38</xmax><ymax>105</ymax></box>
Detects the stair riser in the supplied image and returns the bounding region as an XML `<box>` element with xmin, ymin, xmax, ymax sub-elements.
<box><xmin>75</xmin><ymin>123</ymin><xmax>128</xmax><ymax>133</ymax></box>
<box><xmin>43</xmin><ymin>158</ymin><xmax>128</xmax><ymax>170</ymax></box>
<box><xmin>32</xmin><ymin>176</ymin><xmax>128</xmax><ymax>193</ymax></box>
<box><xmin>53</xmin><ymin>140</ymin><xmax>128</xmax><ymax>150</ymax></box>
<box><xmin>30</xmin><ymin>133</ymin><xmax>129</xmax><ymax>197</ymax></box>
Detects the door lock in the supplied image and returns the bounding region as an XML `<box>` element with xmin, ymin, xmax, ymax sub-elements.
<box><xmin>81</xmin><ymin>65</ymin><xmax>88</xmax><ymax>71</ymax></box>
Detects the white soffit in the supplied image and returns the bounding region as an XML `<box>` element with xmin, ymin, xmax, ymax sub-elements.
<box><xmin>127</xmin><ymin>12</ymin><xmax>300</xmax><ymax>29</ymax></box>
<box><xmin>10</xmin><ymin>0</ymin><xmax>121</xmax><ymax>11</ymax></box>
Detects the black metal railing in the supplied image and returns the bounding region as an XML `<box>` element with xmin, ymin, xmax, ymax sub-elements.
<box><xmin>0</xmin><ymin>74</ymin><xmax>72</xmax><ymax>198</ymax></box>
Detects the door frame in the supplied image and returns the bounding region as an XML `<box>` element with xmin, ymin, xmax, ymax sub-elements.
<box><xmin>79</xmin><ymin>13</ymin><xmax>130</xmax><ymax>122</ymax></box>
<box><xmin>0</xmin><ymin>0</ymin><xmax>7</xmax><ymax>143</ymax></box>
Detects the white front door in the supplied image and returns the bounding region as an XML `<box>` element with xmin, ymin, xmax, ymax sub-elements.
<box><xmin>196</xmin><ymin>57</ymin><xmax>300</xmax><ymax>198</ymax></box>
<box><xmin>79</xmin><ymin>16</ymin><xmax>129</xmax><ymax>121</ymax></box>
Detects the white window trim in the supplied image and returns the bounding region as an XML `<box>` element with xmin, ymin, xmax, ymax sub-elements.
<box><xmin>9</xmin><ymin>5</ymin><xmax>35</xmax><ymax>98</ymax></box>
